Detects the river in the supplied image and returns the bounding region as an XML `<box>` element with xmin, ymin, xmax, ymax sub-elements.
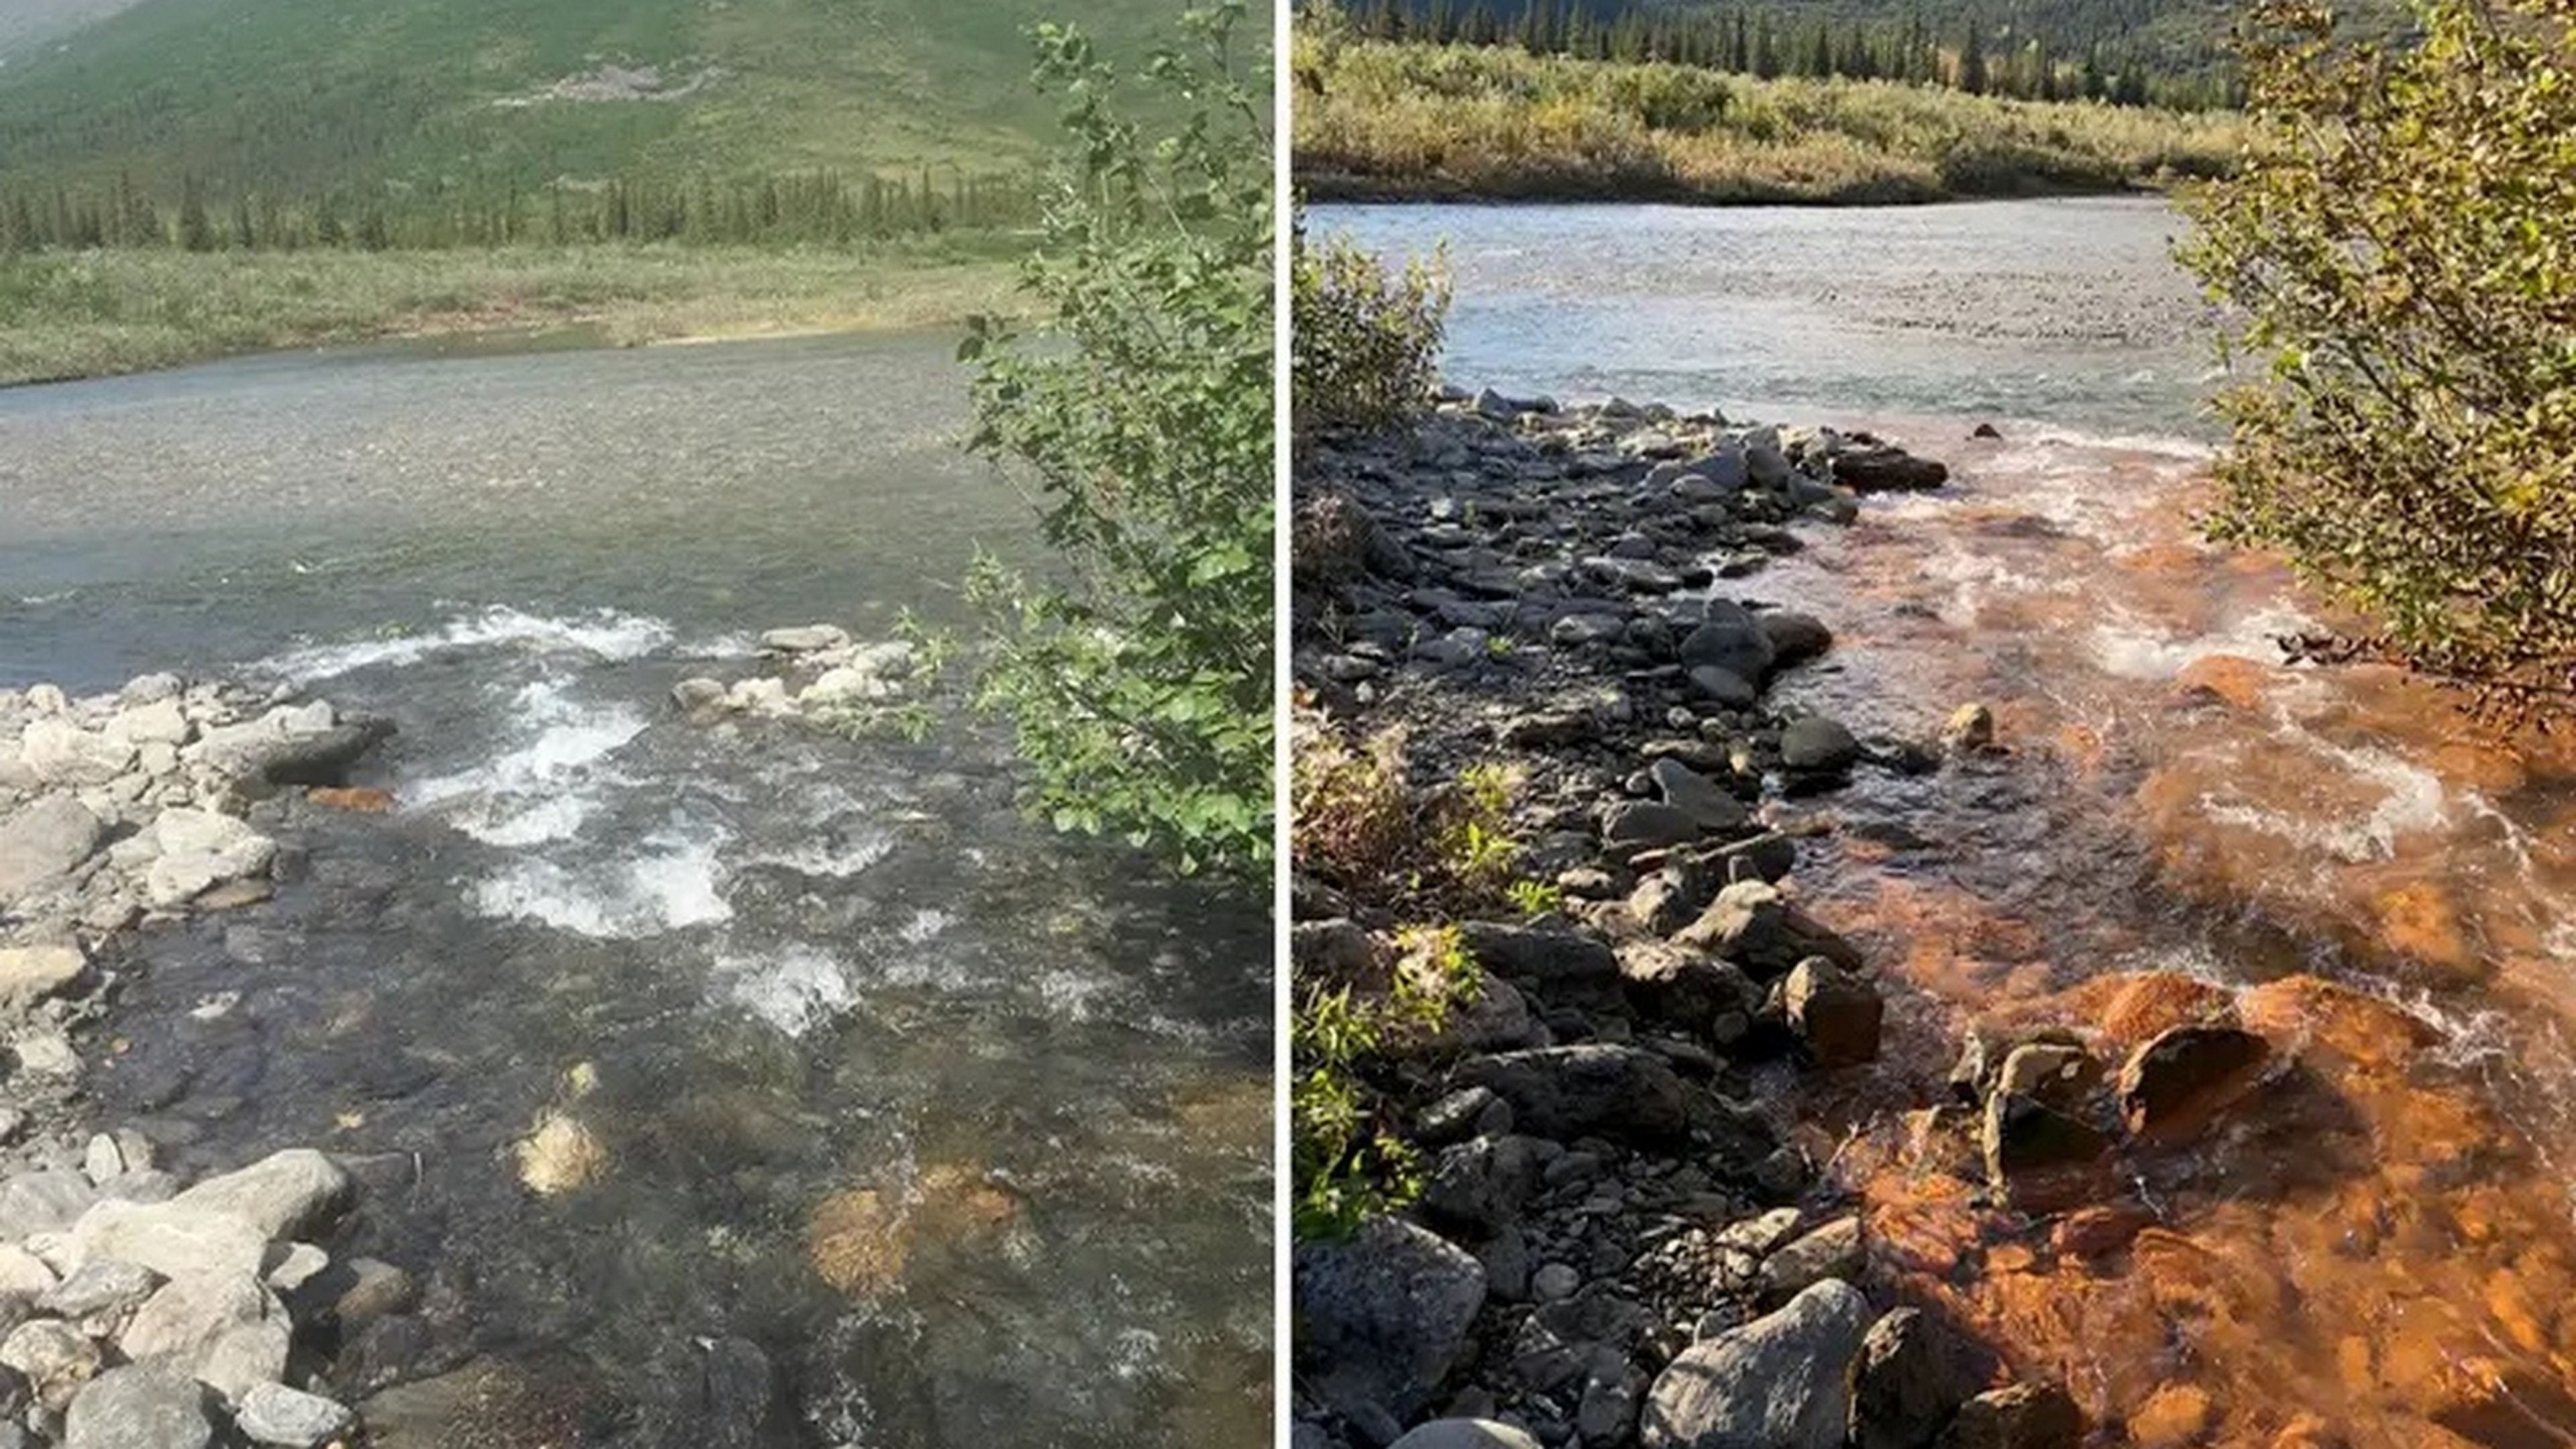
<box><xmin>0</xmin><ymin>331</ymin><xmax>1271</xmax><ymax>1448</ymax></box>
<box><xmin>1316</xmin><ymin>197</ymin><xmax>2576</xmax><ymax>1448</ymax></box>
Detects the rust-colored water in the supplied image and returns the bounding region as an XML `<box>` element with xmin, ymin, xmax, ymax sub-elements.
<box><xmin>1759</xmin><ymin>422</ymin><xmax>2576</xmax><ymax>1448</ymax></box>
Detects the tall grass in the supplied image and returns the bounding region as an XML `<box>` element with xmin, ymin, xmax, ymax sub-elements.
<box><xmin>0</xmin><ymin>243</ymin><xmax>1020</xmax><ymax>386</ymax></box>
<box><xmin>1295</xmin><ymin>36</ymin><xmax>2244</xmax><ymax>203</ymax></box>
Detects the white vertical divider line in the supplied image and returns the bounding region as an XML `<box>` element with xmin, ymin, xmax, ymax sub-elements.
<box><xmin>1269</xmin><ymin>0</ymin><xmax>1296</xmax><ymax>1441</ymax></box>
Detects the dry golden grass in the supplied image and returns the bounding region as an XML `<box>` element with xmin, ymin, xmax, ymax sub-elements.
<box><xmin>1295</xmin><ymin>36</ymin><xmax>2244</xmax><ymax>203</ymax></box>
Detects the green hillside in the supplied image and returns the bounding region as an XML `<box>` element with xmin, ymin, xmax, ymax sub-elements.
<box><xmin>0</xmin><ymin>0</ymin><xmax>1179</xmax><ymax>201</ymax></box>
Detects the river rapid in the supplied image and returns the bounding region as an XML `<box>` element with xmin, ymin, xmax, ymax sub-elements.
<box><xmin>0</xmin><ymin>331</ymin><xmax>1271</xmax><ymax>1448</ymax></box>
<box><xmin>1316</xmin><ymin>197</ymin><xmax>2576</xmax><ymax>1448</ymax></box>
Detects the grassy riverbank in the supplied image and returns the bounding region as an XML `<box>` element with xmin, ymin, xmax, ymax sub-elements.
<box><xmin>0</xmin><ymin>242</ymin><xmax>1022</xmax><ymax>386</ymax></box>
<box><xmin>1294</xmin><ymin>36</ymin><xmax>2243</xmax><ymax>203</ymax></box>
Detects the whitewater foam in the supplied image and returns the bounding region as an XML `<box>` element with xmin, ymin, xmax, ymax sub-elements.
<box><xmin>255</xmin><ymin>605</ymin><xmax>676</xmax><ymax>685</ymax></box>
<box><xmin>714</xmin><ymin>944</ymin><xmax>855</xmax><ymax>1035</ymax></box>
<box><xmin>469</xmin><ymin>827</ymin><xmax>733</xmax><ymax>938</ymax></box>
<box><xmin>411</xmin><ymin>676</ymin><xmax>649</xmax><ymax>845</ymax></box>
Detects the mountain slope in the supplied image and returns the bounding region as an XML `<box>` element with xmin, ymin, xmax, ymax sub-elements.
<box><xmin>0</xmin><ymin>0</ymin><xmax>1195</xmax><ymax>199</ymax></box>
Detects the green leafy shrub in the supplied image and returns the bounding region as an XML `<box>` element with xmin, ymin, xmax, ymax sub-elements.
<box><xmin>2176</xmin><ymin>0</ymin><xmax>2576</xmax><ymax>727</ymax></box>
<box><xmin>1289</xmin><ymin>701</ymin><xmax>1528</xmax><ymax>910</ymax></box>
<box><xmin>955</xmin><ymin>3</ymin><xmax>1274</xmax><ymax>879</ymax></box>
<box><xmin>1290</xmin><ymin>213</ymin><xmax>1450</xmax><ymax>434</ymax></box>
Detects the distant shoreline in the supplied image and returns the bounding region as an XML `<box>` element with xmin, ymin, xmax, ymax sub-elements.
<box><xmin>0</xmin><ymin>244</ymin><xmax>1019</xmax><ymax>388</ymax></box>
<box><xmin>1295</xmin><ymin>166</ymin><xmax>2184</xmax><ymax>209</ymax></box>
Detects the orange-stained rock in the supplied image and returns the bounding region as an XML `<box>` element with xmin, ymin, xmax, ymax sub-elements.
<box><xmin>2087</xmin><ymin>971</ymin><xmax>2237</xmax><ymax>1048</ymax></box>
<box><xmin>2237</xmin><ymin>975</ymin><xmax>2436</xmax><ymax>1073</ymax></box>
<box><xmin>807</xmin><ymin>1187</ymin><xmax>906</xmax><ymax>1295</ymax></box>
<box><xmin>2127</xmin><ymin>1382</ymin><xmax>2214</xmax><ymax>1447</ymax></box>
<box><xmin>2174</xmin><ymin>654</ymin><xmax>2273</xmax><ymax>711</ymax></box>
<box><xmin>2051</xmin><ymin>1203</ymin><xmax>2154</xmax><ymax>1262</ymax></box>
<box><xmin>2371</xmin><ymin>881</ymin><xmax>2485</xmax><ymax>981</ymax></box>
<box><xmin>310</xmin><ymin>786</ymin><xmax>396</xmax><ymax>813</ymax></box>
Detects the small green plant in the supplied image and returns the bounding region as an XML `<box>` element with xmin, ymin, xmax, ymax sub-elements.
<box><xmin>1290</xmin><ymin>209</ymin><xmax>1450</xmax><ymax>435</ymax></box>
<box><xmin>1292</xmin><ymin>924</ymin><xmax>1483</xmax><ymax>1236</ymax></box>
<box><xmin>1434</xmin><ymin>761</ymin><xmax>1525</xmax><ymax>899</ymax></box>
<box><xmin>1506</xmin><ymin>878</ymin><xmax>1566</xmax><ymax>916</ymax></box>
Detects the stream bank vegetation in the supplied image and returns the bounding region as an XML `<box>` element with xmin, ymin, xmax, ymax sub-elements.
<box><xmin>949</xmin><ymin>2</ymin><xmax>1275</xmax><ymax>883</ymax></box>
<box><xmin>1293</xmin><ymin>7</ymin><xmax>2243</xmax><ymax>203</ymax></box>
<box><xmin>2177</xmin><ymin>0</ymin><xmax>2576</xmax><ymax>729</ymax></box>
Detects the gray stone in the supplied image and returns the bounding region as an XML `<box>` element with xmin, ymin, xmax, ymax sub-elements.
<box><xmin>0</xmin><ymin>794</ymin><xmax>106</xmax><ymax>902</ymax></box>
<box><xmin>1</xmin><ymin>1317</ymin><xmax>101</xmax><ymax>1409</ymax></box>
<box><xmin>0</xmin><ymin>943</ymin><xmax>87</xmax><ymax>1013</ymax></box>
<box><xmin>759</xmin><ymin>625</ymin><xmax>849</xmax><ymax>653</ymax></box>
<box><xmin>1760</xmin><ymin>612</ymin><xmax>1833</xmax><ymax>669</ymax></box>
<box><xmin>1675</xmin><ymin>881</ymin><xmax>1862</xmax><ymax>979</ymax></box>
<box><xmin>1639</xmin><ymin>1278</ymin><xmax>1874</xmax><ymax>1449</ymax></box>
<box><xmin>64</xmin><ymin>1364</ymin><xmax>211</xmax><ymax>1449</ymax></box>
<box><xmin>1678</xmin><ymin>623</ymin><xmax>1775</xmax><ymax>686</ymax></box>
<box><xmin>118</xmin><ymin>1271</ymin><xmax>272</xmax><ymax>1366</ymax></box>
<box><xmin>1389</xmin><ymin>1419</ymin><xmax>1544</xmax><ymax>1449</ymax></box>
<box><xmin>1531</xmin><ymin>1263</ymin><xmax>1580</xmax><ymax>1302</ymax></box>
<box><xmin>0</xmin><ymin>1171</ymin><xmax>99</xmax><ymax>1240</ymax></box>
<box><xmin>20</xmin><ymin>720</ymin><xmax>134</xmax><ymax>788</ymax></box>
<box><xmin>1648</xmin><ymin>760</ymin><xmax>1748</xmax><ymax>834</ymax></box>
<box><xmin>1783</xmin><ymin>959</ymin><xmax>1884</xmax><ymax>1067</ymax></box>
<box><xmin>1456</xmin><ymin>923</ymin><xmax>1623</xmax><ymax>1013</ymax></box>
<box><xmin>1455</xmin><ymin>1046</ymin><xmax>1688</xmax><ymax>1145</ymax></box>
<box><xmin>1852</xmin><ymin>1307</ymin><xmax>1989</xmax><ymax>1449</ymax></box>
<box><xmin>1615</xmin><ymin>942</ymin><xmax>1756</xmax><ymax>1036</ymax></box>
<box><xmin>1779</xmin><ymin>718</ymin><xmax>1861</xmax><ymax>775</ymax></box>
<box><xmin>235</xmin><ymin>1383</ymin><xmax>354</xmax><ymax>1448</ymax></box>
<box><xmin>1293</xmin><ymin>1217</ymin><xmax>1487</xmax><ymax>1419</ymax></box>
<box><xmin>106</xmin><ymin>700</ymin><xmax>191</xmax><ymax>749</ymax></box>
<box><xmin>42</xmin><ymin>1260</ymin><xmax>162</xmax><ymax>1324</ymax></box>
<box><xmin>172</xmin><ymin>1150</ymin><xmax>352</xmax><ymax>1240</ymax></box>
<box><xmin>195</xmin><ymin>1319</ymin><xmax>290</xmax><ymax>1404</ymax></box>
<box><xmin>1420</xmin><ymin>1136</ymin><xmax>1540</xmax><ymax>1236</ymax></box>
<box><xmin>670</xmin><ymin>678</ymin><xmax>729</xmax><ymax>715</ymax></box>
<box><xmin>1993</xmin><ymin>1043</ymin><xmax>2102</xmax><ymax>1112</ymax></box>
<box><xmin>1603</xmin><ymin>801</ymin><xmax>1701</xmax><ymax>853</ymax></box>
<box><xmin>68</xmin><ymin>1199</ymin><xmax>270</xmax><ymax>1283</ymax></box>
<box><xmin>1758</xmin><ymin>1216</ymin><xmax>1865</xmax><ymax>1306</ymax></box>
<box><xmin>1684</xmin><ymin>666</ymin><xmax>1758</xmax><ymax>709</ymax></box>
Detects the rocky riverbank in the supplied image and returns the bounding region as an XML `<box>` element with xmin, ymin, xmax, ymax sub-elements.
<box><xmin>0</xmin><ymin>626</ymin><xmax>925</xmax><ymax>1447</ymax></box>
<box><xmin>1287</xmin><ymin>392</ymin><xmax>2290</xmax><ymax>1449</ymax></box>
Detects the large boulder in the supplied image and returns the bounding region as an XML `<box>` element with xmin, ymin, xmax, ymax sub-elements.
<box><xmin>1456</xmin><ymin>1046</ymin><xmax>1689</xmax><ymax>1144</ymax></box>
<box><xmin>1676</xmin><ymin>881</ymin><xmax>1862</xmax><ymax>980</ymax></box>
<box><xmin>1456</xmin><ymin>922</ymin><xmax>1623</xmax><ymax>1014</ymax></box>
<box><xmin>1293</xmin><ymin>1217</ymin><xmax>1487</xmax><ymax>1419</ymax></box>
<box><xmin>67</xmin><ymin>1199</ymin><xmax>270</xmax><ymax>1283</ymax></box>
<box><xmin>0</xmin><ymin>794</ymin><xmax>106</xmax><ymax>902</ymax></box>
<box><xmin>1851</xmin><ymin>1307</ymin><xmax>1990</xmax><ymax>1449</ymax></box>
<box><xmin>1784</xmin><ymin>959</ymin><xmax>1884</xmax><ymax>1067</ymax></box>
<box><xmin>189</xmin><ymin>707</ymin><xmax>390</xmax><ymax>788</ymax></box>
<box><xmin>1640</xmin><ymin>1278</ymin><xmax>1874</xmax><ymax>1449</ymax></box>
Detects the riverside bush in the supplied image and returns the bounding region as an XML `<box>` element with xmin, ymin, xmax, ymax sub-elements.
<box><xmin>955</xmin><ymin>3</ymin><xmax>1273</xmax><ymax>879</ymax></box>
<box><xmin>2177</xmin><ymin>0</ymin><xmax>2576</xmax><ymax>726</ymax></box>
<box><xmin>1290</xmin><ymin>214</ymin><xmax>1449</xmax><ymax>433</ymax></box>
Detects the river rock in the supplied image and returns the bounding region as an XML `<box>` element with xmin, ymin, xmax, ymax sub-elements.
<box><xmin>1783</xmin><ymin>959</ymin><xmax>1883</xmax><ymax>1067</ymax></box>
<box><xmin>1293</xmin><ymin>1216</ymin><xmax>1487</xmax><ymax>1419</ymax></box>
<box><xmin>1457</xmin><ymin>923</ymin><xmax>1622</xmax><ymax>1013</ymax></box>
<box><xmin>1831</xmin><ymin>448</ymin><xmax>1949</xmax><ymax>493</ymax></box>
<box><xmin>1420</xmin><ymin>1134</ymin><xmax>1542</xmax><ymax>1235</ymax></box>
<box><xmin>1757</xmin><ymin>1216</ymin><xmax>1865</xmax><ymax>1306</ymax></box>
<box><xmin>1939</xmin><ymin>704</ymin><xmax>1996</xmax><ymax>755</ymax></box>
<box><xmin>64</xmin><ymin>1364</ymin><xmax>211</xmax><ymax>1449</ymax></box>
<box><xmin>759</xmin><ymin>625</ymin><xmax>848</xmax><ymax>654</ymax></box>
<box><xmin>1993</xmin><ymin>1043</ymin><xmax>2102</xmax><ymax>1112</ymax></box>
<box><xmin>20</xmin><ymin>720</ymin><xmax>134</xmax><ymax>788</ymax></box>
<box><xmin>1390</xmin><ymin>1419</ymin><xmax>1544</xmax><ymax>1449</ymax></box>
<box><xmin>0</xmin><ymin>794</ymin><xmax>106</xmax><ymax>900</ymax></box>
<box><xmin>0</xmin><ymin>1245</ymin><xmax>54</xmax><ymax>1297</ymax></box>
<box><xmin>119</xmin><ymin>1270</ymin><xmax>272</xmax><ymax>1363</ymax></box>
<box><xmin>235</xmin><ymin>1383</ymin><xmax>354</xmax><ymax>1448</ymax></box>
<box><xmin>1981</xmin><ymin>1094</ymin><xmax>2112</xmax><ymax>1210</ymax></box>
<box><xmin>1675</xmin><ymin>881</ymin><xmax>1862</xmax><ymax>979</ymax></box>
<box><xmin>190</xmin><ymin>708</ymin><xmax>388</xmax><ymax>788</ymax></box>
<box><xmin>2117</xmin><ymin>1024</ymin><xmax>2271</xmax><ymax>1140</ymax></box>
<box><xmin>172</xmin><ymin>1150</ymin><xmax>351</xmax><ymax>1240</ymax></box>
<box><xmin>1</xmin><ymin>1318</ymin><xmax>101</xmax><ymax>1409</ymax></box>
<box><xmin>42</xmin><ymin>1260</ymin><xmax>162</xmax><ymax>1325</ymax></box>
<box><xmin>1685</xmin><ymin>665</ymin><xmax>1759</xmax><ymax>709</ymax></box>
<box><xmin>1760</xmin><ymin>612</ymin><xmax>1833</xmax><ymax>669</ymax></box>
<box><xmin>670</xmin><ymin>679</ymin><xmax>729</xmax><ymax>716</ymax></box>
<box><xmin>0</xmin><ymin>943</ymin><xmax>88</xmax><ymax>1013</ymax></box>
<box><xmin>105</xmin><ymin>699</ymin><xmax>191</xmax><ymax>749</ymax></box>
<box><xmin>1933</xmin><ymin>1383</ymin><xmax>2084</xmax><ymax>1449</ymax></box>
<box><xmin>1650</xmin><ymin>759</ymin><xmax>1749</xmax><ymax>833</ymax></box>
<box><xmin>67</xmin><ymin>1199</ymin><xmax>270</xmax><ymax>1283</ymax></box>
<box><xmin>1617</xmin><ymin>941</ymin><xmax>1756</xmax><ymax>1036</ymax></box>
<box><xmin>1678</xmin><ymin>621</ymin><xmax>1776</xmax><ymax>686</ymax></box>
<box><xmin>1455</xmin><ymin>1046</ymin><xmax>1688</xmax><ymax>1144</ymax></box>
<box><xmin>0</xmin><ymin>1170</ymin><xmax>101</xmax><ymax>1238</ymax></box>
<box><xmin>1604</xmin><ymin>801</ymin><xmax>1702</xmax><ymax>854</ymax></box>
<box><xmin>1778</xmin><ymin>717</ymin><xmax>1860</xmax><ymax>775</ymax></box>
<box><xmin>1640</xmin><ymin>1277</ymin><xmax>1873</xmax><ymax>1449</ymax></box>
<box><xmin>1851</xmin><ymin>1307</ymin><xmax>1989</xmax><ymax>1449</ymax></box>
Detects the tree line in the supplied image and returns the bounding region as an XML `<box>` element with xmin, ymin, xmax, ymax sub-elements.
<box><xmin>0</xmin><ymin>166</ymin><xmax>1038</xmax><ymax>254</ymax></box>
<box><xmin>1336</xmin><ymin>0</ymin><xmax>2242</xmax><ymax>110</ymax></box>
